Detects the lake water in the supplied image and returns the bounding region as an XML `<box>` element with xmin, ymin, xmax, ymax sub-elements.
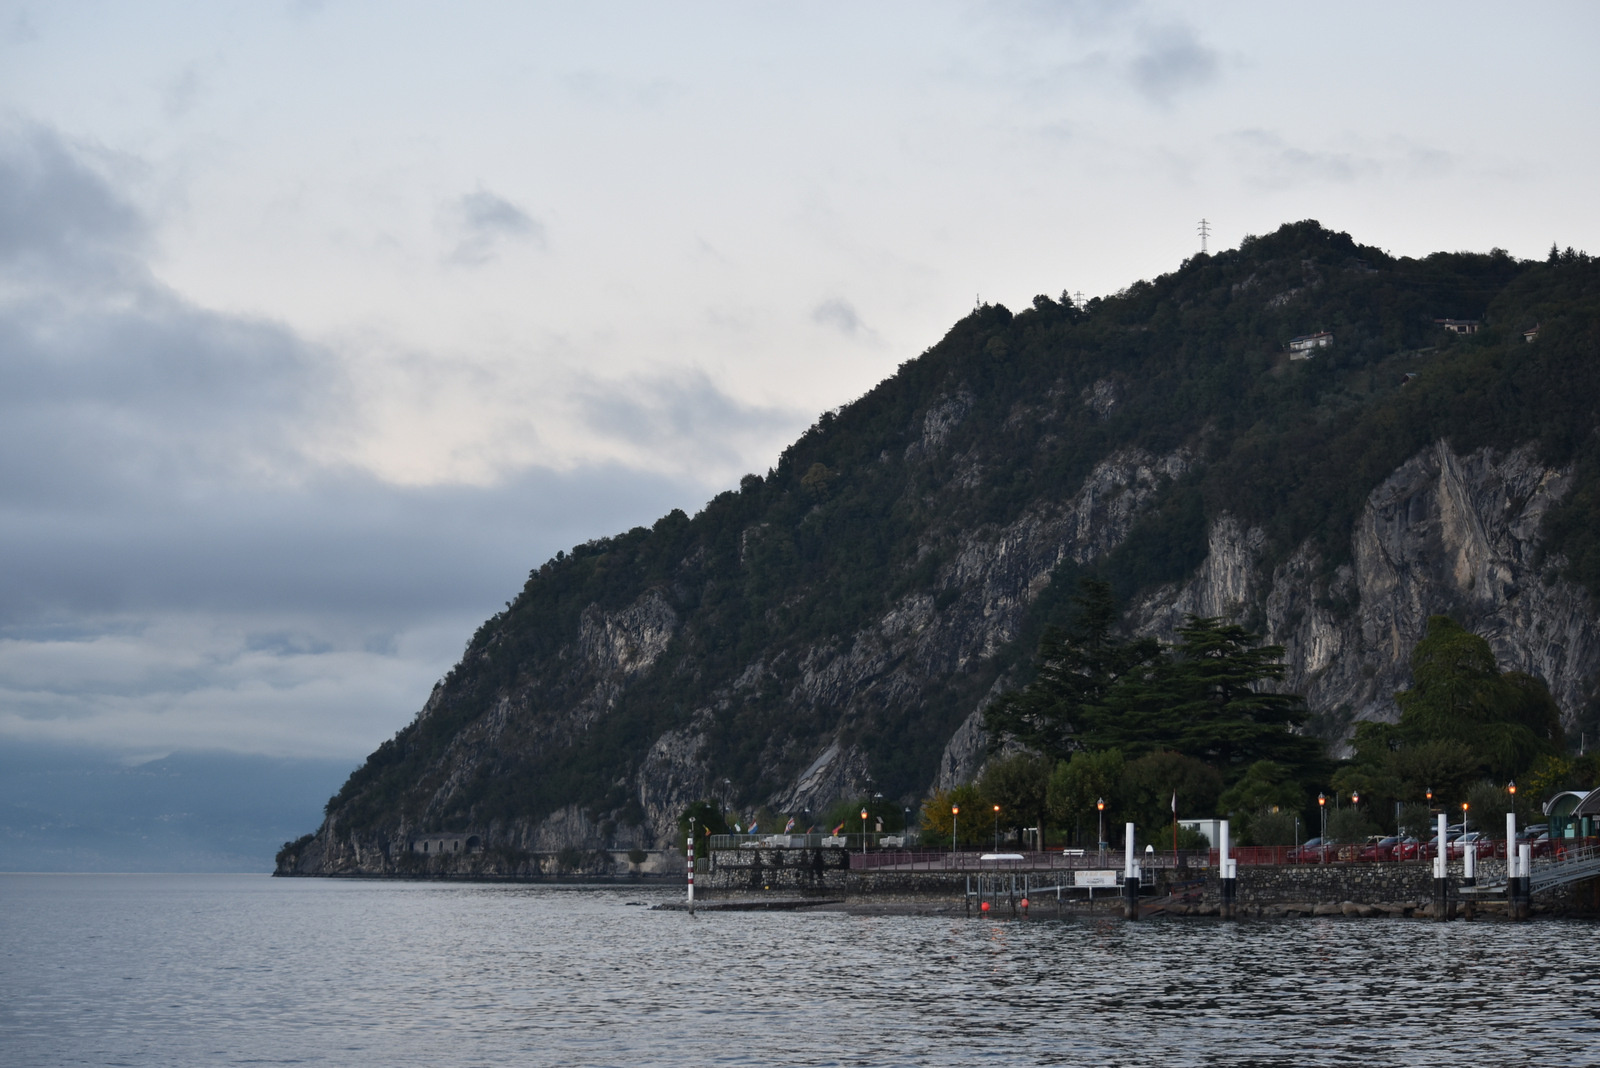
<box><xmin>3</xmin><ymin>874</ymin><xmax>1596</xmax><ymax>1067</ymax></box>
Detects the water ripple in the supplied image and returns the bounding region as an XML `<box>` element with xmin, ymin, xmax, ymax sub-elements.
<box><xmin>3</xmin><ymin>875</ymin><xmax>1596</xmax><ymax>1067</ymax></box>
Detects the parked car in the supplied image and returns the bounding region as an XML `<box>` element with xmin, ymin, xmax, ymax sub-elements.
<box><xmin>1449</xmin><ymin>831</ymin><xmax>1497</xmax><ymax>859</ymax></box>
<box><xmin>1358</xmin><ymin>836</ymin><xmax>1401</xmax><ymax>862</ymax></box>
<box><xmin>1390</xmin><ymin>836</ymin><xmax>1422</xmax><ymax>860</ymax></box>
<box><xmin>1515</xmin><ymin>828</ymin><xmax>1553</xmax><ymax>858</ymax></box>
<box><xmin>1421</xmin><ymin>831</ymin><xmax>1461</xmax><ymax>860</ymax></box>
<box><xmin>1288</xmin><ymin>837</ymin><xmax>1335</xmax><ymax>863</ymax></box>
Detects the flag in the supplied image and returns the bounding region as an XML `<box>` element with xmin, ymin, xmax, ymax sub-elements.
<box><xmin>1171</xmin><ymin>792</ymin><xmax>1177</xmax><ymax>815</ymax></box>
<box><xmin>784</xmin><ymin>817</ymin><xmax>795</xmax><ymax>832</ymax></box>
<box><xmin>733</xmin><ymin>822</ymin><xmax>742</xmax><ymax>833</ymax></box>
<box><xmin>749</xmin><ymin>822</ymin><xmax>758</xmax><ymax>834</ymax></box>
<box><xmin>832</xmin><ymin>821</ymin><xmax>845</xmax><ymax>835</ymax></box>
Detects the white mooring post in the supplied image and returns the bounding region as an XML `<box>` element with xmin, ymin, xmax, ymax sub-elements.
<box><xmin>1506</xmin><ymin>812</ymin><xmax>1518</xmax><ymax>881</ymax></box>
<box><xmin>1123</xmin><ymin>822</ymin><xmax>1140</xmax><ymax>920</ymax></box>
<box><xmin>1515</xmin><ymin>842</ymin><xmax>1533</xmax><ymax>920</ymax></box>
<box><xmin>687</xmin><ymin>828</ymin><xmax>695</xmax><ymax>915</ymax></box>
<box><xmin>1433</xmin><ymin>813</ymin><xmax>1449</xmax><ymax>920</ymax></box>
<box><xmin>1219</xmin><ymin>819</ymin><xmax>1237</xmax><ymax>919</ymax></box>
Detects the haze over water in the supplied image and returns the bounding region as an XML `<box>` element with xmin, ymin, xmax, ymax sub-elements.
<box><xmin>3</xmin><ymin>875</ymin><xmax>1591</xmax><ymax>1067</ymax></box>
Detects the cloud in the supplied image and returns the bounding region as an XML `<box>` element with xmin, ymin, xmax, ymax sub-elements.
<box><xmin>576</xmin><ymin>369</ymin><xmax>805</xmax><ymax>478</ymax></box>
<box><xmin>444</xmin><ymin>188</ymin><xmax>546</xmax><ymax>265</ymax></box>
<box><xmin>161</xmin><ymin>64</ymin><xmax>204</xmax><ymax>119</ymax></box>
<box><xmin>1129</xmin><ymin>23</ymin><xmax>1219</xmax><ymax>105</ymax></box>
<box><xmin>0</xmin><ymin>124</ymin><xmax>715</xmax><ymax>759</ymax></box>
<box><xmin>811</xmin><ymin>297</ymin><xmax>869</xmax><ymax>337</ymax></box>
<box><xmin>0</xmin><ymin>122</ymin><xmax>147</xmax><ymax>282</ymax></box>
<box><xmin>1226</xmin><ymin>129</ymin><xmax>1382</xmax><ymax>189</ymax></box>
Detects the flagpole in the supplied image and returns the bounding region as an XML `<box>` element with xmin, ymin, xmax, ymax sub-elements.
<box><xmin>1171</xmin><ymin>791</ymin><xmax>1178</xmax><ymax>865</ymax></box>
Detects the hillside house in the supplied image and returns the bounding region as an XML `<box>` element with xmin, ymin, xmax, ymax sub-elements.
<box><xmin>1287</xmin><ymin>331</ymin><xmax>1333</xmax><ymax>359</ymax></box>
<box><xmin>1434</xmin><ymin>318</ymin><xmax>1481</xmax><ymax>334</ymax></box>
<box><xmin>1524</xmin><ymin>323</ymin><xmax>1541</xmax><ymax>343</ymax></box>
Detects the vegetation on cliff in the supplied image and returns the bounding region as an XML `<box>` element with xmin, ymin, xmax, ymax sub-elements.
<box><xmin>313</xmin><ymin>222</ymin><xmax>1600</xmax><ymax>851</ymax></box>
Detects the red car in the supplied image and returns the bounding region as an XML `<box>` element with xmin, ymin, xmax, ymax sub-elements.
<box><xmin>1448</xmin><ymin>831</ymin><xmax>1497</xmax><ymax>859</ymax></box>
<box><xmin>1357</xmin><ymin>836</ymin><xmax>1402</xmax><ymax>861</ymax></box>
<box><xmin>1421</xmin><ymin>832</ymin><xmax>1462</xmax><ymax>860</ymax></box>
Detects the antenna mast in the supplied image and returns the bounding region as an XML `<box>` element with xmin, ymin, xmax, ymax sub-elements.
<box><xmin>1198</xmin><ymin>218</ymin><xmax>1211</xmax><ymax>254</ymax></box>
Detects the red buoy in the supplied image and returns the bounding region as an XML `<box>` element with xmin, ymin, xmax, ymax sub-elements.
<box><xmin>980</xmin><ymin>901</ymin><xmax>990</xmax><ymax>912</ymax></box>
<box><xmin>1020</xmin><ymin>898</ymin><xmax>1029</xmax><ymax>909</ymax></box>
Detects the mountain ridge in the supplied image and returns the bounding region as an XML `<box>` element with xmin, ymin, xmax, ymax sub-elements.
<box><xmin>277</xmin><ymin>221</ymin><xmax>1600</xmax><ymax>877</ymax></box>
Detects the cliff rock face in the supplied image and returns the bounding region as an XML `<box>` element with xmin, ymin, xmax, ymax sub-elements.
<box><xmin>277</xmin><ymin>225</ymin><xmax>1600</xmax><ymax>878</ymax></box>
<box><xmin>1129</xmin><ymin>441</ymin><xmax>1595</xmax><ymax>741</ymax></box>
<box><xmin>281</xmin><ymin>438</ymin><xmax>1594</xmax><ymax>878</ymax></box>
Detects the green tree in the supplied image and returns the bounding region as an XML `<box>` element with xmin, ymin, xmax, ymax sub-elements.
<box><xmin>1244</xmin><ymin>809</ymin><xmax>1300</xmax><ymax>846</ymax></box>
<box><xmin>919</xmin><ymin>782</ymin><xmax>986</xmax><ymax>846</ymax></box>
<box><xmin>1047</xmin><ymin>749</ymin><xmax>1125</xmax><ymax>845</ymax></box>
<box><xmin>978</xmin><ymin>751</ymin><xmax>1053</xmax><ymax>847</ymax></box>
<box><xmin>822</xmin><ymin>796</ymin><xmax>904</xmax><ymax>835</ymax></box>
<box><xmin>677</xmin><ymin>800</ymin><xmax>728</xmax><ymax>861</ymax></box>
<box><xmin>1219</xmin><ymin>759</ymin><xmax>1304</xmax><ymax>814</ymax></box>
<box><xmin>1396</xmin><ymin>615</ymin><xmax>1563</xmax><ymax>779</ymax></box>
<box><xmin>1326</xmin><ymin>806</ymin><xmax>1377</xmax><ymax>844</ymax></box>
<box><xmin>1119</xmin><ymin>750</ymin><xmax>1223</xmax><ymax>841</ymax></box>
<box><xmin>1090</xmin><ymin>617</ymin><xmax>1321</xmax><ymax>778</ymax></box>
<box><xmin>1384</xmin><ymin>738</ymin><xmax>1480</xmax><ymax>806</ymax></box>
<box><xmin>984</xmin><ymin>579</ymin><xmax>1161</xmax><ymax>760</ymax></box>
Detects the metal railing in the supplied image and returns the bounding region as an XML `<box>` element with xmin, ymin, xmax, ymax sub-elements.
<box><xmin>708</xmin><ymin>832</ymin><xmax>914</xmax><ymax>851</ymax></box>
<box><xmin>848</xmin><ymin>849</ymin><xmax>1214</xmax><ymax>872</ymax></box>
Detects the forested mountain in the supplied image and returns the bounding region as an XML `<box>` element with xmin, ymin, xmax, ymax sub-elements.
<box><xmin>279</xmin><ymin>221</ymin><xmax>1600</xmax><ymax>876</ymax></box>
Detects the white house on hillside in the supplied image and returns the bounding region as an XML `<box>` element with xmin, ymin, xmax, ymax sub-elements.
<box><xmin>1288</xmin><ymin>331</ymin><xmax>1333</xmax><ymax>359</ymax></box>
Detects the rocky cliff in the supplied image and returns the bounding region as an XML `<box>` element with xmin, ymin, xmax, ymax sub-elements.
<box><xmin>278</xmin><ymin>223</ymin><xmax>1600</xmax><ymax>877</ymax></box>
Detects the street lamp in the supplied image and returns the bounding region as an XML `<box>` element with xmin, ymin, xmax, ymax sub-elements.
<box><xmin>1318</xmin><ymin>793</ymin><xmax>1327</xmax><ymax>860</ymax></box>
<box><xmin>1461</xmin><ymin>800</ymin><xmax>1469</xmax><ymax>832</ymax></box>
<box><xmin>1426</xmin><ymin>786</ymin><xmax>1433</xmax><ymax>808</ymax></box>
<box><xmin>1351</xmin><ymin>790</ymin><xmax>1360</xmax><ymax>807</ymax></box>
<box><xmin>1097</xmin><ymin>797</ymin><xmax>1106</xmax><ymax>853</ymax></box>
<box><xmin>993</xmin><ymin>804</ymin><xmax>1001</xmax><ymax>852</ymax></box>
<box><xmin>860</xmin><ymin>807</ymin><xmax>869</xmax><ymax>855</ymax></box>
<box><xmin>951</xmin><ymin>805</ymin><xmax>959</xmax><ymax>854</ymax></box>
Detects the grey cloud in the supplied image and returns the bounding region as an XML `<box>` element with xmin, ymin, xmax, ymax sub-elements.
<box><xmin>1228</xmin><ymin>129</ymin><xmax>1381</xmax><ymax>189</ymax></box>
<box><xmin>162</xmin><ymin>65</ymin><xmax>204</xmax><ymax>119</ymax></box>
<box><xmin>0</xmin><ymin>124</ymin><xmax>328</xmax><ymax>509</ymax></box>
<box><xmin>0</xmin><ymin>123</ymin><xmax>147</xmax><ymax>279</ymax></box>
<box><xmin>577</xmin><ymin>370</ymin><xmax>806</xmax><ymax>474</ymax></box>
<box><xmin>445</xmin><ymin>189</ymin><xmax>546</xmax><ymax>265</ymax></box>
<box><xmin>811</xmin><ymin>297</ymin><xmax>869</xmax><ymax>337</ymax></box>
<box><xmin>0</xmin><ymin>123</ymin><xmax>718</xmax><ymax>761</ymax></box>
<box><xmin>1130</xmin><ymin>24</ymin><xmax>1219</xmax><ymax>105</ymax></box>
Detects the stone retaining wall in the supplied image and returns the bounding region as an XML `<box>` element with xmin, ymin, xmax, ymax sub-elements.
<box><xmin>700</xmin><ymin>849</ymin><xmax>1573</xmax><ymax>914</ymax></box>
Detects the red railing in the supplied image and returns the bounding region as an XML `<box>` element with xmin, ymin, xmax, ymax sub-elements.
<box><xmin>831</xmin><ymin>838</ymin><xmax>1597</xmax><ymax>871</ymax></box>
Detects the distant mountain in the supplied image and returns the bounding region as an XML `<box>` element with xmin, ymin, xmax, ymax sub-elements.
<box><xmin>280</xmin><ymin>221</ymin><xmax>1600</xmax><ymax>877</ymax></box>
<box><xmin>0</xmin><ymin>744</ymin><xmax>352</xmax><ymax>872</ymax></box>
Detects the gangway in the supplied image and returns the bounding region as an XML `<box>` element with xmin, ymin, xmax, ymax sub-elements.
<box><xmin>1462</xmin><ymin>842</ymin><xmax>1600</xmax><ymax>897</ymax></box>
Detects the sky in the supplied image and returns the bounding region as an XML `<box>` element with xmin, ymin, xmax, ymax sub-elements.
<box><xmin>1</xmin><ymin>1</ymin><xmax>1597</xmax><ymax>767</ymax></box>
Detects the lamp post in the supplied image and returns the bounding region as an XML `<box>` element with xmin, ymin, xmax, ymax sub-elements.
<box><xmin>993</xmin><ymin>804</ymin><xmax>1001</xmax><ymax>852</ymax></box>
<box><xmin>1461</xmin><ymin>800</ymin><xmax>1469</xmax><ymax>833</ymax></box>
<box><xmin>1318</xmin><ymin>793</ymin><xmax>1327</xmax><ymax>860</ymax></box>
<box><xmin>860</xmin><ymin>807</ymin><xmax>869</xmax><ymax>856</ymax></box>
<box><xmin>951</xmin><ymin>805</ymin><xmax>959</xmax><ymax>855</ymax></box>
<box><xmin>1097</xmin><ymin>797</ymin><xmax>1106</xmax><ymax>854</ymax></box>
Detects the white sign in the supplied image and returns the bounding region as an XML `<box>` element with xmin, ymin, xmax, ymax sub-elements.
<box><xmin>1075</xmin><ymin>869</ymin><xmax>1121</xmax><ymax>888</ymax></box>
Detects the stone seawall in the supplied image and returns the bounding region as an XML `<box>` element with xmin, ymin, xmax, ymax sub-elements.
<box><xmin>700</xmin><ymin>850</ymin><xmax>1596</xmax><ymax>917</ymax></box>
